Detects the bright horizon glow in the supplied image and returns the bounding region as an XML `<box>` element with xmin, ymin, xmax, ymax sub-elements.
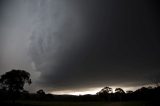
<box><xmin>51</xmin><ymin>84</ymin><xmax>157</xmax><ymax>95</ymax></box>
<box><xmin>51</xmin><ymin>86</ymin><xmax>140</xmax><ymax>95</ymax></box>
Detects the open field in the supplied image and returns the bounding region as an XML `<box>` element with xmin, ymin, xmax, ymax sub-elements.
<box><xmin>1</xmin><ymin>101</ymin><xmax>159</xmax><ymax>106</ymax></box>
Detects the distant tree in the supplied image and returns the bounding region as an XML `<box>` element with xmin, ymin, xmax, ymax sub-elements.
<box><xmin>97</xmin><ymin>86</ymin><xmax>113</xmax><ymax>95</ymax></box>
<box><xmin>0</xmin><ymin>69</ymin><xmax>31</xmax><ymax>103</ymax></box>
<box><xmin>37</xmin><ymin>89</ymin><xmax>45</xmax><ymax>95</ymax></box>
<box><xmin>36</xmin><ymin>89</ymin><xmax>46</xmax><ymax>100</ymax></box>
<box><xmin>115</xmin><ymin>88</ymin><xmax>125</xmax><ymax>101</ymax></box>
<box><xmin>96</xmin><ymin>86</ymin><xmax>113</xmax><ymax>101</ymax></box>
<box><xmin>115</xmin><ymin>88</ymin><xmax>125</xmax><ymax>94</ymax></box>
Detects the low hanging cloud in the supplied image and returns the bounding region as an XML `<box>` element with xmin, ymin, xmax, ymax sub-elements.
<box><xmin>28</xmin><ymin>0</ymin><xmax>160</xmax><ymax>91</ymax></box>
<box><xmin>0</xmin><ymin>0</ymin><xmax>160</xmax><ymax>92</ymax></box>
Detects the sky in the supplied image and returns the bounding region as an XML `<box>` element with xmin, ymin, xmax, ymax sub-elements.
<box><xmin>0</xmin><ymin>0</ymin><xmax>160</xmax><ymax>95</ymax></box>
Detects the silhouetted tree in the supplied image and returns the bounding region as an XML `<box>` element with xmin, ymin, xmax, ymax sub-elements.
<box><xmin>97</xmin><ymin>86</ymin><xmax>113</xmax><ymax>94</ymax></box>
<box><xmin>36</xmin><ymin>89</ymin><xmax>46</xmax><ymax>100</ymax></box>
<box><xmin>0</xmin><ymin>69</ymin><xmax>31</xmax><ymax>103</ymax></box>
<box><xmin>37</xmin><ymin>89</ymin><xmax>45</xmax><ymax>95</ymax></box>
<box><xmin>115</xmin><ymin>88</ymin><xmax>125</xmax><ymax>94</ymax></box>
<box><xmin>96</xmin><ymin>86</ymin><xmax>113</xmax><ymax>101</ymax></box>
<box><xmin>115</xmin><ymin>88</ymin><xmax>125</xmax><ymax>101</ymax></box>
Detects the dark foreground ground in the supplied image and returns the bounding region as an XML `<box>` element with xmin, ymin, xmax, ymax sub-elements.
<box><xmin>1</xmin><ymin>101</ymin><xmax>160</xmax><ymax>106</ymax></box>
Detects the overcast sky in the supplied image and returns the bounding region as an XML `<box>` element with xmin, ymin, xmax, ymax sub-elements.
<box><xmin>0</xmin><ymin>0</ymin><xmax>160</xmax><ymax>94</ymax></box>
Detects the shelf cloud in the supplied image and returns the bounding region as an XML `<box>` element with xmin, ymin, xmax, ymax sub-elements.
<box><xmin>0</xmin><ymin>0</ymin><xmax>160</xmax><ymax>92</ymax></box>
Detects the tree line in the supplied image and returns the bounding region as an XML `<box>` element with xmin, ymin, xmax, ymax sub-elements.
<box><xmin>0</xmin><ymin>69</ymin><xmax>160</xmax><ymax>103</ymax></box>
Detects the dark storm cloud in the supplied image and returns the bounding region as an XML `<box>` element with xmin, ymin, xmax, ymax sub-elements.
<box><xmin>28</xmin><ymin>0</ymin><xmax>160</xmax><ymax>91</ymax></box>
<box><xmin>1</xmin><ymin>0</ymin><xmax>159</xmax><ymax>92</ymax></box>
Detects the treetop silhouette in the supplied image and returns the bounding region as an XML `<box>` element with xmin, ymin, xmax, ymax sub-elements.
<box><xmin>0</xmin><ymin>69</ymin><xmax>31</xmax><ymax>93</ymax></box>
<box><xmin>115</xmin><ymin>88</ymin><xmax>125</xmax><ymax>94</ymax></box>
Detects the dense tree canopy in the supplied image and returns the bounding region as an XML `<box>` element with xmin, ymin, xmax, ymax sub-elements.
<box><xmin>115</xmin><ymin>88</ymin><xmax>125</xmax><ymax>94</ymax></box>
<box><xmin>96</xmin><ymin>86</ymin><xmax>113</xmax><ymax>96</ymax></box>
<box><xmin>0</xmin><ymin>69</ymin><xmax>31</xmax><ymax>93</ymax></box>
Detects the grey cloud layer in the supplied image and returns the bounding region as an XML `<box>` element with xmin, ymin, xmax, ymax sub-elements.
<box><xmin>29</xmin><ymin>0</ymin><xmax>160</xmax><ymax>91</ymax></box>
<box><xmin>0</xmin><ymin>0</ymin><xmax>160</xmax><ymax>92</ymax></box>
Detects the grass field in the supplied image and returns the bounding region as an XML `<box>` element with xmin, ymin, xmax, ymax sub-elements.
<box><xmin>1</xmin><ymin>101</ymin><xmax>159</xmax><ymax>106</ymax></box>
